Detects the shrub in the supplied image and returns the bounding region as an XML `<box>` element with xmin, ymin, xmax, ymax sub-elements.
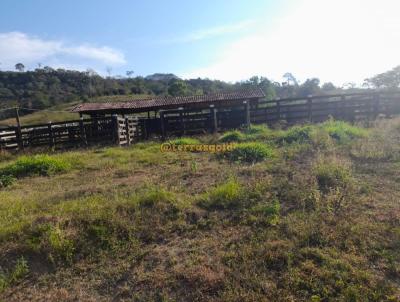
<box><xmin>219</xmin><ymin>130</ymin><xmax>245</xmax><ymax>143</ymax></box>
<box><xmin>198</xmin><ymin>180</ymin><xmax>244</xmax><ymax>210</ymax></box>
<box><xmin>314</xmin><ymin>160</ymin><xmax>352</xmax><ymax>193</ymax></box>
<box><xmin>222</xmin><ymin>142</ymin><xmax>276</xmax><ymax>163</ymax></box>
<box><xmin>0</xmin><ymin>154</ymin><xmax>71</xmax><ymax>179</ymax></box>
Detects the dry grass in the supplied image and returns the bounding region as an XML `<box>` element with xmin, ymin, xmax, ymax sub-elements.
<box><xmin>0</xmin><ymin>119</ymin><xmax>399</xmax><ymax>301</ymax></box>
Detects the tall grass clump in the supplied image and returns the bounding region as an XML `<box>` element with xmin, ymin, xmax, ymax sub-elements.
<box><xmin>243</xmin><ymin>124</ymin><xmax>272</xmax><ymax>140</ymax></box>
<box><xmin>0</xmin><ymin>154</ymin><xmax>71</xmax><ymax>179</ymax></box>
<box><xmin>277</xmin><ymin>125</ymin><xmax>314</xmax><ymax>144</ymax></box>
<box><xmin>222</xmin><ymin>142</ymin><xmax>276</xmax><ymax>163</ymax></box>
<box><xmin>137</xmin><ymin>187</ymin><xmax>182</xmax><ymax>217</ymax></box>
<box><xmin>314</xmin><ymin>159</ymin><xmax>352</xmax><ymax>193</ymax></box>
<box><xmin>219</xmin><ymin>130</ymin><xmax>246</xmax><ymax>143</ymax></box>
<box><xmin>321</xmin><ymin>119</ymin><xmax>368</xmax><ymax>143</ymax></box>
<box><xmin>198</xmin><ymin>179</ymin><xmax>244</xmax><ymax>210</ymax></box>
<box><xmin>0</xmin><ymin>257</ymin><xmax>29</xmax><ymax>293</ymax></box>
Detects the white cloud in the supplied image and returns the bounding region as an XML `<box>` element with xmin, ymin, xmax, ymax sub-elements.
<box><xmin>169</xmin><ymin>20</ymin><xmax>256</xmax><ymax>43</ymax></box>
<box><xmin>0</xmin><ymin>32</ymin><xmax>126</xmax><ymax>70</ymax></box>
<box><xmin>182</xmin><ymin>0</ymin><xmax>400</xmax><ymax>86</ymax></box>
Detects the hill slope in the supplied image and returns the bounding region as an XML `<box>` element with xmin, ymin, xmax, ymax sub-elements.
<box><xmin>0</xmin><ymin>119</ymin><xmax>399</xmax><ymax>301</ymax></box>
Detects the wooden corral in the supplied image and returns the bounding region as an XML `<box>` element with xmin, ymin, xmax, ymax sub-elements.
<box><xmin>0</xmin><ymin>116</ymin><xmax>141</xmax><ymax>151</ymax></box>
<box><xmin>1</xmin><ymin>89</ymin><xmax>400</xmax><ymax>151</ymax></box>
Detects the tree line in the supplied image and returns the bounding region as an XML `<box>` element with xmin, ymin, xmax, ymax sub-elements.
<box><xmin>0</xmin><ymin>64</ymin><xmax>399</xmax><ymax>120</ymax></box>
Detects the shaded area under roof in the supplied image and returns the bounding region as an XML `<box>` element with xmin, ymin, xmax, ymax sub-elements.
<box><xmin>72</xmin><ymin>88</ymin><xmax>265</xmax><ymax>114</ymax></box>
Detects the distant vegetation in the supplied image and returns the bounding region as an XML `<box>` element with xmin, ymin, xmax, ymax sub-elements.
<box><xmin>5</xmin><ymin>65</ymin><xmax>400</xmax><ymax>121</ymax></box>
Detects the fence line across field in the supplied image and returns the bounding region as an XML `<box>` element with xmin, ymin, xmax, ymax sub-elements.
<box><xmin>1</xmin><ymin>91</ymin><xmax>400</xmax><ymax>151</ymax></box>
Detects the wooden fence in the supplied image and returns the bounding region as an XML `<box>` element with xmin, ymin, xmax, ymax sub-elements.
<box><xmin>141</xmin><ymin>91</ymin><xmax>400</xmax><ymax>139</ymax></box>
<box><xmin>0</xmin><ymin>115</ymin><xmax>142</xmax><ymax>151</ymax></box>
<box><xmin>1</xmin><ymin>91</ymin><xmax>400</xmax><ymax>151</ymax></box>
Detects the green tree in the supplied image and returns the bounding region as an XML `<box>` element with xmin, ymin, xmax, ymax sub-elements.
<box><xmin>321</xmin><ymin>82</ymin><xmax>336</xmax><ymax>92</ymax></box>
<box><xmin>15</xmin><ymin>63</ymin><xmax>25</xmax><ymax>72</ymax></box>
<box><xmin>364</xmin><ymin>66</ymin><xmax>400</xmax><ymax>88</ymax></box>
<box><xmin>168</xmin><ymin>80</ymin><xmax>190</xmax><ymax>96</ymax></box>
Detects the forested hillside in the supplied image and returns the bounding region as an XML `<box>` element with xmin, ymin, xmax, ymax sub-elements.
<box><xmin>1</xmin><ymin>65</ymin><xmax>399</xmax><ymax>121</ymax></box>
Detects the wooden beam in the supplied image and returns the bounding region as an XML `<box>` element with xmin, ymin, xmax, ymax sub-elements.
<box><xmin>15</xmin><ymin>107</ymin><xmax>23</xmax><ymax>150</ymax></box>
<box><xmin>243</xmin><ymin>100</ymin><xmax>250</xmax><ymax>128</ymax></box>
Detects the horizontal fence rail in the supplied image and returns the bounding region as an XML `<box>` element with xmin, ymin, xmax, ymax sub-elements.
<box><xmin>147</xmin><ymin>91</ymin><xmax>400</xmax><ymax>138</ymax></box>
<box><xmin>1</xmin><ymin>91</ymin><xmax>400</xmax><ymax>151</ymax></box>
<box><xmin>0</xmin><ymin>115</ymin><xmax>143</xmax><ymax>151</ymax></box>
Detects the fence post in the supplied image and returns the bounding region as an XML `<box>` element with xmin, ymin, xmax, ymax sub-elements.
<box><xmin>79</xmin><ymin>117</ymin><xmax>87</xmax><ymax>145</ymax></box>
<box><xmin>373</xmin><ymin>93</ymin><xmax>380</xmax><ymax>118</ymax></box>
<box><xmin>48</xmin><ymin>122</ymin><xmax>55</xmax><ymax>148</ymax></box>
<box><xmin>125</xmin><ymin>117</ymin><xmax>131</xmax><ymax>146</ymax></box>
<box><xmin>243</xmin><ymin>100</ymin><xmax>250</xmax><ymax>129</ymax></box>
<box><xmin>307</xmin><ymin>96</ymin><xmax>313</xmax><ymax>122</ymax></box>
<box><xmin>112</xmin><ymin>114</ymin><xmax>121</xmax><ymax>145</ymax></box>
<box><xmin>179</xmin><ymin>107</ymin><xmax>185</xmax><ymax>135</ymax></box>
<box><xmin>142</xmin><ymin>119</ymin><xmax>148</xmax><ymax>140</ymax></box>
<box><xmin>210</xmin><ymin>105</ymin><xmax>218</xmax><ymax>133</ymax></box>
<box><xmin>160</xmin><ymin>110</ymin><xmax>166</xmax><ymax>140</ymax></box>
<box><xmin>276</xmin><ymin>99</ymin><xmax>281</xmax><ymax>121</ymax></box>
<box><xmin>15</xmin><ymin>107</ymin><xmax>23</xmax><ymax>150</ymax></box>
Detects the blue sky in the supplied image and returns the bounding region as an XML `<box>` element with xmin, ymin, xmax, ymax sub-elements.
<box><xmin>1</xmin><ymin>0</ymin><xmax>400</xmax><ymax>85</ymax></box>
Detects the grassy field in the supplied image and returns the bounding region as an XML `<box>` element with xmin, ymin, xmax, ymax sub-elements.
<box><xmin>0</xmin><ymin>118</ymin><xmax>399</xmax><ymax>301</ymax></box>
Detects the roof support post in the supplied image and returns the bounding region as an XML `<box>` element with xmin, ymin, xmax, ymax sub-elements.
<box><xmin>125</xmin><ymin>117</ymin><xmax>131</xmax><ymax>146</ymax></box>
<box><xmin>307</xmin><ymin>96</ymin><xmax>313</xmax><ymax>122</ymax></box>
<box><xmin>210</xmin><ymin>105</ymin><xmax>217</xmax><ymax>133</ymax></box>
<box><xmin>79</xmin><ymin>117</ymin><xmax>87</xmax><ymax>146</ymax></box>
<box><xmin>160</xmin><ymin>110</ymin><xmax>166</xmax><ymax>140</ymax></box>
<box><xmin>243</xmin><ymin>100</ymin><xmax>250</xmax><ymax>129</ymax></box>
<box><xmin>179</xmin><ymin>107</ymin><xmax>185</xmax><ymax>136</ymax></box>
<box><xmin>112</xmin><ymin>114</ymin><xmax>121</xmax><ymax>145</ymax></box>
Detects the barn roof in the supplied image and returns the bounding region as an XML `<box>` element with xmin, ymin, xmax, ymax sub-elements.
<box><xmin>71</xmin><ymin>88</ymin><xmax>265</xmax><ymax>114</ymax></box>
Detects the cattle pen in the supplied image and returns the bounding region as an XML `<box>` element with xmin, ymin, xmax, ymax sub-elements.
<box><xmin>1</xmin><ymin>89</ymin><xmax>400</xmax><ymax>151</ymax></box>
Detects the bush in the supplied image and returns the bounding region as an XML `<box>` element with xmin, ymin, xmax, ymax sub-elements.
<box><xmin>222</xmin><ymin>142</ymin><xmax>276</xmax><ymax>163</ymax></box>
<box><xmin>219</xmin><ymin>130</ymin><xmax>245</xmax><ymax>143</ymax></box>
<box><xmin>0</xmin><ymin>155</ymin><xmax>71</xmax><ymax>179</ymax></box>
<box><xmin>198</xmin><ymin>180</ymin><xmax>244</xmax><ymax>210</ymax></box>
<box><xmin>314</xmin><ymin>160</ymin><xmax>352</xmax><ymax>193</ymax></box>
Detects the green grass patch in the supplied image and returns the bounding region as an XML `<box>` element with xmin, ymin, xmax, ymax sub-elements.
<box><xmin>0</xmin><ymin>257</ymin><xmax>29</xmax><ymax>293</ymax></box>
<box><xmin>198</xmin><ymin>179</ymin><xmax>244</xmax><ymax>210</ymax></box>
<box><xmin>277</xmin><ymin>125</ymin><xmax>314</xmax><ymax>144</ymax></box>
<box><xmin>218</xmin><ymin>130</ymin><xmax>246</xmax><ymax>143</ymax></box>
<box><xmin>0</xmin><ymin>154</ymin><xmax>71</xmax><ymax>180</ymax></box>
<box><xmin>222</xmin><ymin>142</ymin><xmax>276</xmax><ymax>163</ymax></box>
<box><xmin>314</xmin><ymin>160</ymin><xmax>352</xmax><ymax>193</ymax></box>
<box><xmin>169</xmin><ymin>137</ymin><xmax>200</xmax><ymax>145</ymax></box>
<box><xmin>321</xmin><ymin>120</ymin><xmax>368</xmax><ymax>143</ymax></box>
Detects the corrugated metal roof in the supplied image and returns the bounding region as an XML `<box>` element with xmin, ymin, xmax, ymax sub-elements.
<box><xmin>71</xmin><ymin>88</ymin><xmax>265</xmax><ymax>113</ymax></box>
